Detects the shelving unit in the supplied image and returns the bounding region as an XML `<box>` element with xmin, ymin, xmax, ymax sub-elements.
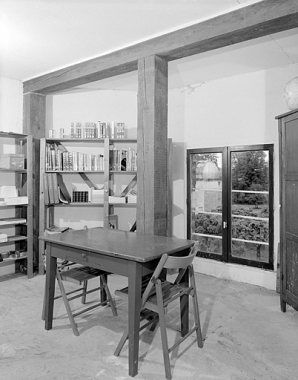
<box><xmin>0</xmin><ymin>132</ymin><xmax>33</xmax><ymax>278</ymax></box>
<box><xmin>39</xmin><ymin>136</ymin><xmax>137</xmax><ymax>273</ymax></box>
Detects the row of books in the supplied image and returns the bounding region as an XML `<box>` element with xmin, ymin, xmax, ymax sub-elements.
<box><xmin>46</xmin><ymin>143</ymin><xmax>104</xmax><ymax>172</ymax></box>
<box><xmin>43</xmin><ymin>173</ymin><xmax>71</xmax><ymax>205</ymax></box>
<box><xmin>110</xmin><ymin>147</ymin><xmax>137</xmax><ymax>171</ymax></box>
<box><xmin>70</xmin><ymin>121</ymin><xmax>126</xmax><ymax>139</ymax></box>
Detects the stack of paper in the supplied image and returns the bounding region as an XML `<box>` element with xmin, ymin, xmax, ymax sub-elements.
<box><xmin>0</xmin><ymin>233</ymin><xmax>8</xmax><ymax>242</ymax></box>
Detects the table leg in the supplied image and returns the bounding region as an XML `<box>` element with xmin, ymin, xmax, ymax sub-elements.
<box><xmin>127</xmin><ymin>261</ymin><xmax>142</xmax><ymax>377</ymax></box>
<box><xmin>45</xmin><ymin>244</ymin><xmax>57</xmax><ymax>330</ymax></box>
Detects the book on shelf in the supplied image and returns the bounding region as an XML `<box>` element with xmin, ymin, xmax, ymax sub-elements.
<box><xmin>109</xmin><ymin>147</ymin><xmax>137</xmax><ymax>172</ymax></box>
<box><xmin>43</xmin><ymin>173</ymin><xmax>49</xmax><ymax>205</ymax></box>
<box><xmin>45</xmin><ymin>225</ymin><xmax>70</xmax><ymax>235</ymax></box>
<box><xmin>45</xmin><ymin>142</ymin><xmax>104</xmax><ymax>172</ymax></box>
<box><xmin>90</xmin><ymin>188</ymin><xmax>104</xmax><ymax>203</ymax></box>
<box><xmin>109</xmin><ymin>195</ymin><xmax>127</xmax><ymax>204</ymax></box>
<box><xmin>52</xmin><ymin>173</ymin><xmax>60</xmax><ymax>204</ymax></box>
<box><xmin>0</xmin><ymin>233</ymin><xmax>8</xmax><ymax>242</ymax></box>
<box><xmin>0</xmin><ymin>196</ymin><xmax>29</xmax><ymax>205</ymax></box>
<box><xmin>108</xmin><ymin>214</ymin><xmax>118</xmax><ymax>229</ymax></box>
<box><xmin>126</xmin><ymin>189</ymin><xmax>137</xmax><ymax>204</ymax></box>
<box><xmin>0</xmin><ymin>217</ymin><xmax>26</xmax><ymax>225</ymax></box>
<box><xmin>44</xmin><ymin>173</ymin><xmax>70</xmax><ymax>205</ymax></box>
<box><xmin>0</xmin><ymin>185</ymin><xmax>18</xmax><ymax>198</ymax></box>
<box><xmin>47</xmin><ymin>173</ymin><xmax>55</xmax><ymax>204</ymax></box>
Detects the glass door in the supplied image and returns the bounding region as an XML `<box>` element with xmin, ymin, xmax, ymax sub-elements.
<box><xmin>187</xmin><ymin>148</ymin><xmax>227</xmax><ymax>261</ymax></box>
<box><xmin>228</xmin><ymin>147</ymin><xmax>273</xmax><ymax>268</ymax></box>
<box><xmin>187</xmin><ymin>145</ymin><xmax>273</xmax><ymax>270</ymax></box>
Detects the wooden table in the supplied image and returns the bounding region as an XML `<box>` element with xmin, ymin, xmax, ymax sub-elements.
<box><xmin>41</xmin><ymin>227</ymin><xmax>194</xmax><ymax>377</ymax></box>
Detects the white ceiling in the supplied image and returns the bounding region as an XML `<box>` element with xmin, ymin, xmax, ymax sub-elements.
<box><xmin>1</xmin><ymin>0</ymin><xmax>298</xmax><ymax>92</ymax></box>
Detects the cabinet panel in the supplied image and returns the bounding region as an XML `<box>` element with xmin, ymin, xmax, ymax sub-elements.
<box><xmin>277</xmin><ymin>109</ymin><xmax>298</xmax><ymax>312</ymax></box>
<box><xmin>285</xmin><ymin>238</ymin><xmax>298</xmax><ymax>304</ymax></box>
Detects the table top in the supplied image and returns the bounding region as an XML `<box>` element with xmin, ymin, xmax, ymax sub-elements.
<box><xmin>40</xmin><ymin>227</ymin><xmax>194</xmax><ymax>262</ymax></box>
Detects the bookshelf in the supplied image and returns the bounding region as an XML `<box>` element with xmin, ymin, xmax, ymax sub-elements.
<box><xmin>39</xmin><ymin>136</ymin><xmax>137</xmax><ymax>273</ymax></box>
<box><xmin>0</xmin><ymin>132</ymin><xmax>33</xmax><ymax>278</ymax></box>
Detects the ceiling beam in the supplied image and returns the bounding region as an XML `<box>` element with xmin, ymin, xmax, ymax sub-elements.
<box><xmin>23</xmin><ymin>0</ymin><xmax>298</xmax><ymax>94</ymax></box>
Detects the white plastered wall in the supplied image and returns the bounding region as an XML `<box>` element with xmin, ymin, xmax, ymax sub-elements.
<box><xmin>168</xmin><ymin>63</ymin><xmax>298</xmax><ymax>290</ymax></box>
<box><xmin>0</xmin><ymin>77</ymin><xmax>23</xmax><ymax>133</ymax></box>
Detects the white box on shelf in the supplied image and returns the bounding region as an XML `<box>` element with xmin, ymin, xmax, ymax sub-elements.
<box><xmin>0</xmin><ymin>186</ymin><xmax>18</xmax><ymax>198</ymax></box>
<box><xmin>90</xmin><ymin>189</ymin><xmax>104</xmax><ymax>203</ymax></box>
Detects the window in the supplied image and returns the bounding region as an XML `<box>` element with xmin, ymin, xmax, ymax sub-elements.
<box><xmin>187</xmin><ymin>145</ymin><xmax>273</xmax><ymax>270</ymax></box>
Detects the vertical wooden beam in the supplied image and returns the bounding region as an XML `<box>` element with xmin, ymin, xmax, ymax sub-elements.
<box><xmin>23</xmin><ymin>92</ymin><xmax>46</xmax><ymax>271</ymax></box>
<box><xmin>137</xmin><ymin>55</ymin><xmax>168</xmax><ymax>236</ymax></box>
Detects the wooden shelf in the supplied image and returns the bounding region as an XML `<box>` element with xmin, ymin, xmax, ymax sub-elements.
<box><xmin>0</xmin><ymin>235</ymin><xmax>28</xmax><ymax>245</ymax></box>
<box><xmin>46</xmin><ymin>170</ymin><xmax>104</xmax><ymax>174</ymax></box>
<box><xmin>0</xmin><ymin>255</ymin><xmax>27</xmax><ymax>267</ymax></box>
<box><xmin>48</xmin><ymin>203</ymin><xmax>104</xmax><ymax>207</ymax></box>
<box><xmin>0</xmin><ymin>169</ymin><xmax>27</xmax><ymax>173</ymax></box>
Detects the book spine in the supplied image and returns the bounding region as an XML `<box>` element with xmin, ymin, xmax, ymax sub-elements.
<box><xmin>47</xmin><ymin>173</ymin><xmax>55</xmax><ymax>204</ymax></box>
<box><xmin>52</xmin><ymin>173</ymin><xmax>60</xmax><ymax>204</ymax></box>
<box><xmin>43</xmin><ymin>173</ymin><xmax>49</xmax><ymax>205</ymax></box>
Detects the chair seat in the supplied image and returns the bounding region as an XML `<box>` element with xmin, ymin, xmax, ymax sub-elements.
<box><xmin>60</xmin><ymin>266</ymin><xmax>110</xmax><ymax>285</ymax></box>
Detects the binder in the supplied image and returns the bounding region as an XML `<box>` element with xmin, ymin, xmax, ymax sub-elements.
<box><xmin>43</xmin><ymin>173</ymin><xmax>49</xmax><ymax>205</ymax></box>
<box><xmin>47</xmin><ymin>173</ymin><xmax>55</xmax><ymax>204</ymax></box>
<box><xmin>52</xmin><ymin>173</ymin><xmax>60</xmax><ymax>204</ymax></box>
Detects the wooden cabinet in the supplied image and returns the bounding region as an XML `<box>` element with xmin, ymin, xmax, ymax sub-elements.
<box><xmin>38</xmin><ymin>137</ymin><xmax>137</xmax><ymax>273</ymax></box>
<box><xmin>0</xmin><ymin>132</ymin><xmax>33</xmax><ymax>278</ymax></box>
<box><xmin>277</xmin><ymin>109</ymin><xmax>298</xmax><ymax>312</ymax></box>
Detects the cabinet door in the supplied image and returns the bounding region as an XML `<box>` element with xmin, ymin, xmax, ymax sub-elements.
<box><xmin>280</xmin><ymin>111</ymin><xmax>298</xmax><ymax>311</ymax></box>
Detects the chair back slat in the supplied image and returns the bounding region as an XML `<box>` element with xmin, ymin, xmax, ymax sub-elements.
<box><xmin>163</xmin><ymin>242</ymin><xmax>198</xmax><ymax>270</ymax></box>
<box><xmin>142</xmin><ymin>253</ymin><xmax>168</xmax><ymax>306</ymax></box>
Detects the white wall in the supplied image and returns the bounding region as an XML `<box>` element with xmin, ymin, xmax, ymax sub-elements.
<box><xmin>168</xmin><ymin>63</ymin><xmax>298</xmax><ymax>290</ymax></box>
<box><xmin>0</xmin><ymin>77</ymin><xmax>23</xmax><ymax>133</ymax></box>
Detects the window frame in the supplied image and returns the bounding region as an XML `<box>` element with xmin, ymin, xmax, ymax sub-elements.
<box><xmin>187</xmin><ymin>144</ymin><xmax>274</xmax><ymax>270</ymax></box>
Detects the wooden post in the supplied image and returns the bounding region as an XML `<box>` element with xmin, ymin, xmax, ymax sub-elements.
<box><xmin>23</xmin><ymin>92</ymin><xmax>46</xmax><ymax>272</ymax></box>
<box><xmin>137</xmin><ymin>55</ymin><xmax>168</xmax><ymax>236</ymax></box>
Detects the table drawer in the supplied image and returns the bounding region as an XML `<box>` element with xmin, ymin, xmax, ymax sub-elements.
<box><xmin>50</xmin><ymin>242</ymin><xmax>130</xmax><ymax>276</ymax></box>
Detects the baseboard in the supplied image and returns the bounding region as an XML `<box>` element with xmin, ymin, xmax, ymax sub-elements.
<box><xmin>193</xmin><ymin>257</ymin><xmax>276</xmax><ymax>291</ymax></box>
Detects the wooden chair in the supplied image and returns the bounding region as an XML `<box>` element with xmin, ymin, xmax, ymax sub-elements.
<box><xmin>114</xmin><ymin>242</ymin><xmax>203</xmax><ymax>380</ymax></box>
<box><xmin>42</xmin><ymin>262</ymin><xmax>117</xmax><ymax>336</ymax></box>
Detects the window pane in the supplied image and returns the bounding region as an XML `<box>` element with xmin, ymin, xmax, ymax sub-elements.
<box><xmin>190</xmin><ymin>153</ymin><xmax>222</xmax><ymax>256</ymax></box>
<box><xmin>230</xmin><ymin>150</ymin><xmax>269</xmax><ymax>262</ymax></box>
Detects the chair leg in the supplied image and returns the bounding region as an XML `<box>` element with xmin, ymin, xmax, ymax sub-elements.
<box><xmin>114</xmin><ymin>325</ymin><xmax>129</xmax><ymax>356</ymax></box>
<box><xmin>81</xmin><ymin>280</ymin><xmax>88</xmax><ymax>304</ymax></box>
<box><xmin>100</xmin><ymin>275</ymin><xmax>118</xmax><ymax>316</ymax></box>
<box><xmin>156</xmin><ymin>281</ymin><xmax>172</xmax><ymax>380</ymax></box>
<box><xmin>56</xmin><ymin>269</ymin><xmax>79</xmax><ymax>336</ymax></box>
<box><xmin>190</xmin><ymin>268</ymin><xmax>203</xmax><ymax>348</ymax></box>
<box><xmin>41</xmin><ymin>278</ymin><xmax>46</xmax><ymax>320</ymax></box>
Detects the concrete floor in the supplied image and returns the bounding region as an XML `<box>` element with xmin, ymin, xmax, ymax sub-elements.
<box><xmin>0</xmin><ymin>272</ymin><xmax>298</xmax><ymax>380</ymax></box>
